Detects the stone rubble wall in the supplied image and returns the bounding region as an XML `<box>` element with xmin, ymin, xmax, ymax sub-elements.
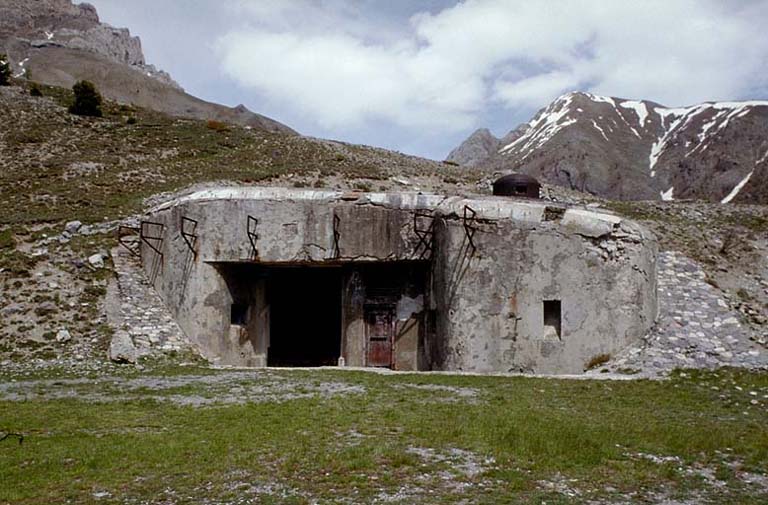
<box><xmin>605</xmin><ymin>251</ymin><xmax>767</xmax><ymax>374</ymax></box>
<box><xmin>110</xmin><ymin>246</ymin><xmax>194</xmax><ymax>358</ymax></box>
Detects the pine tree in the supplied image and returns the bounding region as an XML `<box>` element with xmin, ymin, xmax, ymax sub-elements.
<box><xmin>69</xmin><ymin>80</ymin><xmax>103</xmax><ymax>117</ymax></box>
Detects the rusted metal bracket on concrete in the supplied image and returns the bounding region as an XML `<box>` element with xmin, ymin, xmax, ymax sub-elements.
<box><xmin>117</xmin><ymin>225</ymin><xmax>140</xmax><ymax>257</ymax></box>
<box><xmin>180</xmin><ymin>216</ymin><xmax>198</xmax><ymax>258</ymax></box>
<box><xmin>332</xmin><ymin>213</ymin><xmax>341</xmax><ymax>259</ymax></box>
<box><xmin>140</xmin><ymin>221</ymin><xmax>165</xmax><ymax>261</ymax></box>
<box><xmin>247</xmin><ymin>215</ymin><xmax>259</xmax><ymax>259</ymax></box>
<box><xmin>413</xmin><ymin>210</ymin><xmax>435</xmax><ymax>260</ymax></box>
<box><xmin>463</xmin><ymin>205</ymin><xmax>477</xmax><ymax>255</ymax></box>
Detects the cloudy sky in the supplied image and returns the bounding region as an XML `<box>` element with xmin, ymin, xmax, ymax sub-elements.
<box><xmin>88</xmin><ymin>0</ymin><xmax>768</xmax><ymax>159</ymax></box>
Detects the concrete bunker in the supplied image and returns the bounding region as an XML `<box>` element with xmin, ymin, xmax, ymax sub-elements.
<box><xmin>138</xmin><ymin>187</ymin><xmax>658</xmax><ymax>374</ymax></box>
<box><xmin>493</xmin><ymin>173</ymin><xmax>541</xmax><ymax>199</ymax></box>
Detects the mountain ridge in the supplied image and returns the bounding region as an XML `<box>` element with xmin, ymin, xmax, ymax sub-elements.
<box><xmin>0</xmin><ymin>0</ymin><xmax>296</xmax><ymax>134</ymax></box>
<box><xmin>449</xmin><ymin>91</ymin><xmax>768</xmax><ymax>204</ymax></box>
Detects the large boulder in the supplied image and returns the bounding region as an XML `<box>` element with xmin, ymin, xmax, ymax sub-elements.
<box><xmin>109</xmin><ymin>330</ymin><xmax>136</xmax><ymax>364</ymax></box>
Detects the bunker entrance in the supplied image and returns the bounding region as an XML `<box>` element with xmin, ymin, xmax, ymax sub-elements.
<box><xmin>266</xmin><ymin>267</ymin><xmax>342</xmax><ymax>367</ymax></box>
<box><xmin>216</xmin><ymin>261</ymin><xmax>430</xmax><ymax>369</ymax></box>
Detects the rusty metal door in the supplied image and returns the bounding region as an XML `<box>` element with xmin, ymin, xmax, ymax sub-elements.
<box><xmin>365</xmin><ymin>307</ymin><xmax>394</xmax><ymax>368</ymax></box>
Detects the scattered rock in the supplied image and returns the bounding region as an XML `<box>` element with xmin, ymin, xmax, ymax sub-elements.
<box><xmin>64</xmin><ymin>220</ymin><xmax>82</xmax><ymax>234</ymax></box>
<box><xmin>88</xmin><ymin>253</ymin><xmax>105</xmax><ymax>269</ymax></box>
<box><xmin>55</xmin><ymin>328</ymin><xmax>72</xmax><ymax>343</ymax></box>
<box><xmin>0</xmin><ymin>303</ymin><xmax>23</xmax><ymax>316</ymax></box>
<box><xmin>36</xmin><ymin>301</ymin><xmax>57</xmax><ymax>315</ymax></box>
<box><xmin>390</xmin><ymin>176</ymin><xmax>411</xmax><ymax>186</ymax></box>
<box><xmin>110</xmin><ymin>247</ymin><xmax>193</xmax><ymax>356</ymax></box>
<box><xmin>109</xmin><ymin>330</ymin><xmax>137</xmax><ymax>364</ymax></box>
<box><xmin>603</xmin><ymin>251</ymin><xmax>768</xmax><ymax>375</ymax></box>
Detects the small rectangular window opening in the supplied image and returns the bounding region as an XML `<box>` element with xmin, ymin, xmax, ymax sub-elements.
<box><xmin>543</xmin><ymin>300</ymin><xmax>562</xmax><ymax>339</ymax></box>
<box><xmin>231</xmin><ymin>303</ymin><xmax>248</xmax><ymax>326</ymax></box>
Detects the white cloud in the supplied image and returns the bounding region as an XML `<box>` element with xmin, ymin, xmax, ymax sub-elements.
<box><xmin>494</xmin><ymin>71</ymin><xmax>581</xmax><ymax>109</ymax></box>
<box><xmin>216</xmin><ymin>0</ymin><xmax>768</xmax><ymax>133</ymax></box>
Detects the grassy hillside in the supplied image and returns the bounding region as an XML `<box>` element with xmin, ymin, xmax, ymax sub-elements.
<box><xmin>0</xmin><ymin>82</ymin><xmax>470</xmax><ymax>226</ymax></box>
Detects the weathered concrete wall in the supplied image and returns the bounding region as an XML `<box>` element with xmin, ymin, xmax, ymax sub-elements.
<box><xmin>216</xmin><ymin>265</ymin><xmax>268</xmax><ymax>366</ymax></box>
<box><xmin>140</xmin><ymin>187</ymin><xmax>657</xmax><ymax>373</ymax></box>
<box><xmin>146</xmin><ymin>189</ymin><xmax>429</xmax><ymax>264</ymax></box>
<box><xmin>141</xmin><ymin>189</ymin><xmax>431</xmax><ymax>366</ymax></box>
<box><xmin>430</xmin><ymin>211</ymin><xmax>657</xmax><ymax>373</ymax></box>
<box><xmin>341</xmin><ymin>270</ymin><xmax>366</xmax><ymax>367</ymax></box>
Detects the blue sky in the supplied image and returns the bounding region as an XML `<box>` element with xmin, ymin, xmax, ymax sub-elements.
<box><xmin>88</xmin><ymin>0</ymin><xmax>768</xmax><ymax>160</ymax></box>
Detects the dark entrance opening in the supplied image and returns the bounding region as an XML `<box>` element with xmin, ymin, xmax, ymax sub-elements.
<box><xmin>267</xmin><ymin>267</ymin><xmax>342</xmax><ymax>366</ymax></box>
<box><xmin>543</xmin><ymin>299</ymin><xmax>562</xmax><ymax>339</ymax></box>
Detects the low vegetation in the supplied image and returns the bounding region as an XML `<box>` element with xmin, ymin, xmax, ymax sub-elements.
<box><xmin>0</xmin><ymin>53</ymin><xmax>10</xmax><ymax>86</ymax></box>
<box><xmin>68</xmin><ymin>80</ymin><xmax>103</xmax><ymax>117</ymax></box>
<box><xmin>29</xmin><ymin>83</ymin><xmax>43</xmax><ymax>97</ymax></box>
<box><xmin>585</xmin><ymin>353</ymin><xmax>611</xmax><ymax>371</ymax></box>
<box><xmin>0</xmin><ymin>81</ymin><xmax>465</xmax><ymax>226</ymax></box>
<box><xmin>0</xmin><ymin>367</ymin><xmax>766</xmax><ymax>504</ymax></box>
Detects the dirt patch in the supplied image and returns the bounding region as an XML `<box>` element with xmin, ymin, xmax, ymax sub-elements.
<box><xmin>0</xmin><ymin>371</ymin><xmax>366</xmax><ymax>406</ymax></box>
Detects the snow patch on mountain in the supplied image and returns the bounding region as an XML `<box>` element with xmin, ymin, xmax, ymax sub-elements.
<box><xmin>649</xmin><ymin>100</ymin><xmax>768</xmax><ymax>173</ymax></box>
<box><xmin>620</xmin><ymin>101</ymin><xmax>649</xmax><ymax>128</ymax></box>
<box><xmin>691</xmin><ymin>110</ymin><xmax>728</xmax><ymax>153</ymax></box>
<box><xmin>500</xmin><ymin>94</ymin><xmax>577</xmax><ymax>158</ymax></box>
<box><xmin>584</xmin><ymin>93</ymin><xmax>616</xmax><ymax>107</ymax></box>
<box><xmin>714</xmin><ymin>103</ymin><xmax>758</xmax><ymax>133</ymax></box>
<box><xmin>722</xmin><ymin>171</ymin><xmax>754</xmax><ymax>204</ymax></box>
<box><xmin>496</xmin><ymin>92</ymin><xmax>767</xmax><ymax>184</ymax></box>
<box><xmin>591</xmin><ymin>119</ymin><xmax>609</xmax><ymax>141</ymax></box>
<box><xmin>451</xmin><ymin>90</ymin><xmax>767</xmax><ymax>203</ymax></box>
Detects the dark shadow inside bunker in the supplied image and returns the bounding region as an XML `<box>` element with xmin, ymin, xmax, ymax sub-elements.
<box><xmin>215</xmin><ymin>261</ymin><xmax>432</xmax><ymax>369</ymax></box>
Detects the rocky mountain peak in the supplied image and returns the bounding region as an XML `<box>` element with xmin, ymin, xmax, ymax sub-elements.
<box><xmin>449</xmin><ymin>91</ymin><xmax>768</xmax><ymax>204</ymax></box>
<box><xmin>446</xmin><ymin>128</ymin><xmax>501</xmax><ymax>167</ymax></box>
<box><xmin>0</xmin><ymin>0</ymin><xmax>180</xmax><ymax>83</ymax></box>
<box><xmin>0</xmin><ymin>0</ymin><xmax>296</xmax><ymax>134</ymax></box>
<box><xmin>0</xmin><ymin>1</ymin><xmax>98</xmax><ymax>37</ymax></box>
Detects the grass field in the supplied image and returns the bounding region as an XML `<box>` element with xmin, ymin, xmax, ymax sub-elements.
<box><xmin>1</xmin><ymin>366</ymin><xmax>767</xmax><ymax>504</ymax></box>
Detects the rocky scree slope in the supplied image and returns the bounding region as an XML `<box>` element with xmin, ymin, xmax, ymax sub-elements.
<box><xmin>0</xmin><ymin>0</ymin><xmax>295</xmax><ymax>134</ymax></box>
<box><xmin>449</xmin><ymin>92</ymin><xmax>768</xmax><ymax>204</ymax></box>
